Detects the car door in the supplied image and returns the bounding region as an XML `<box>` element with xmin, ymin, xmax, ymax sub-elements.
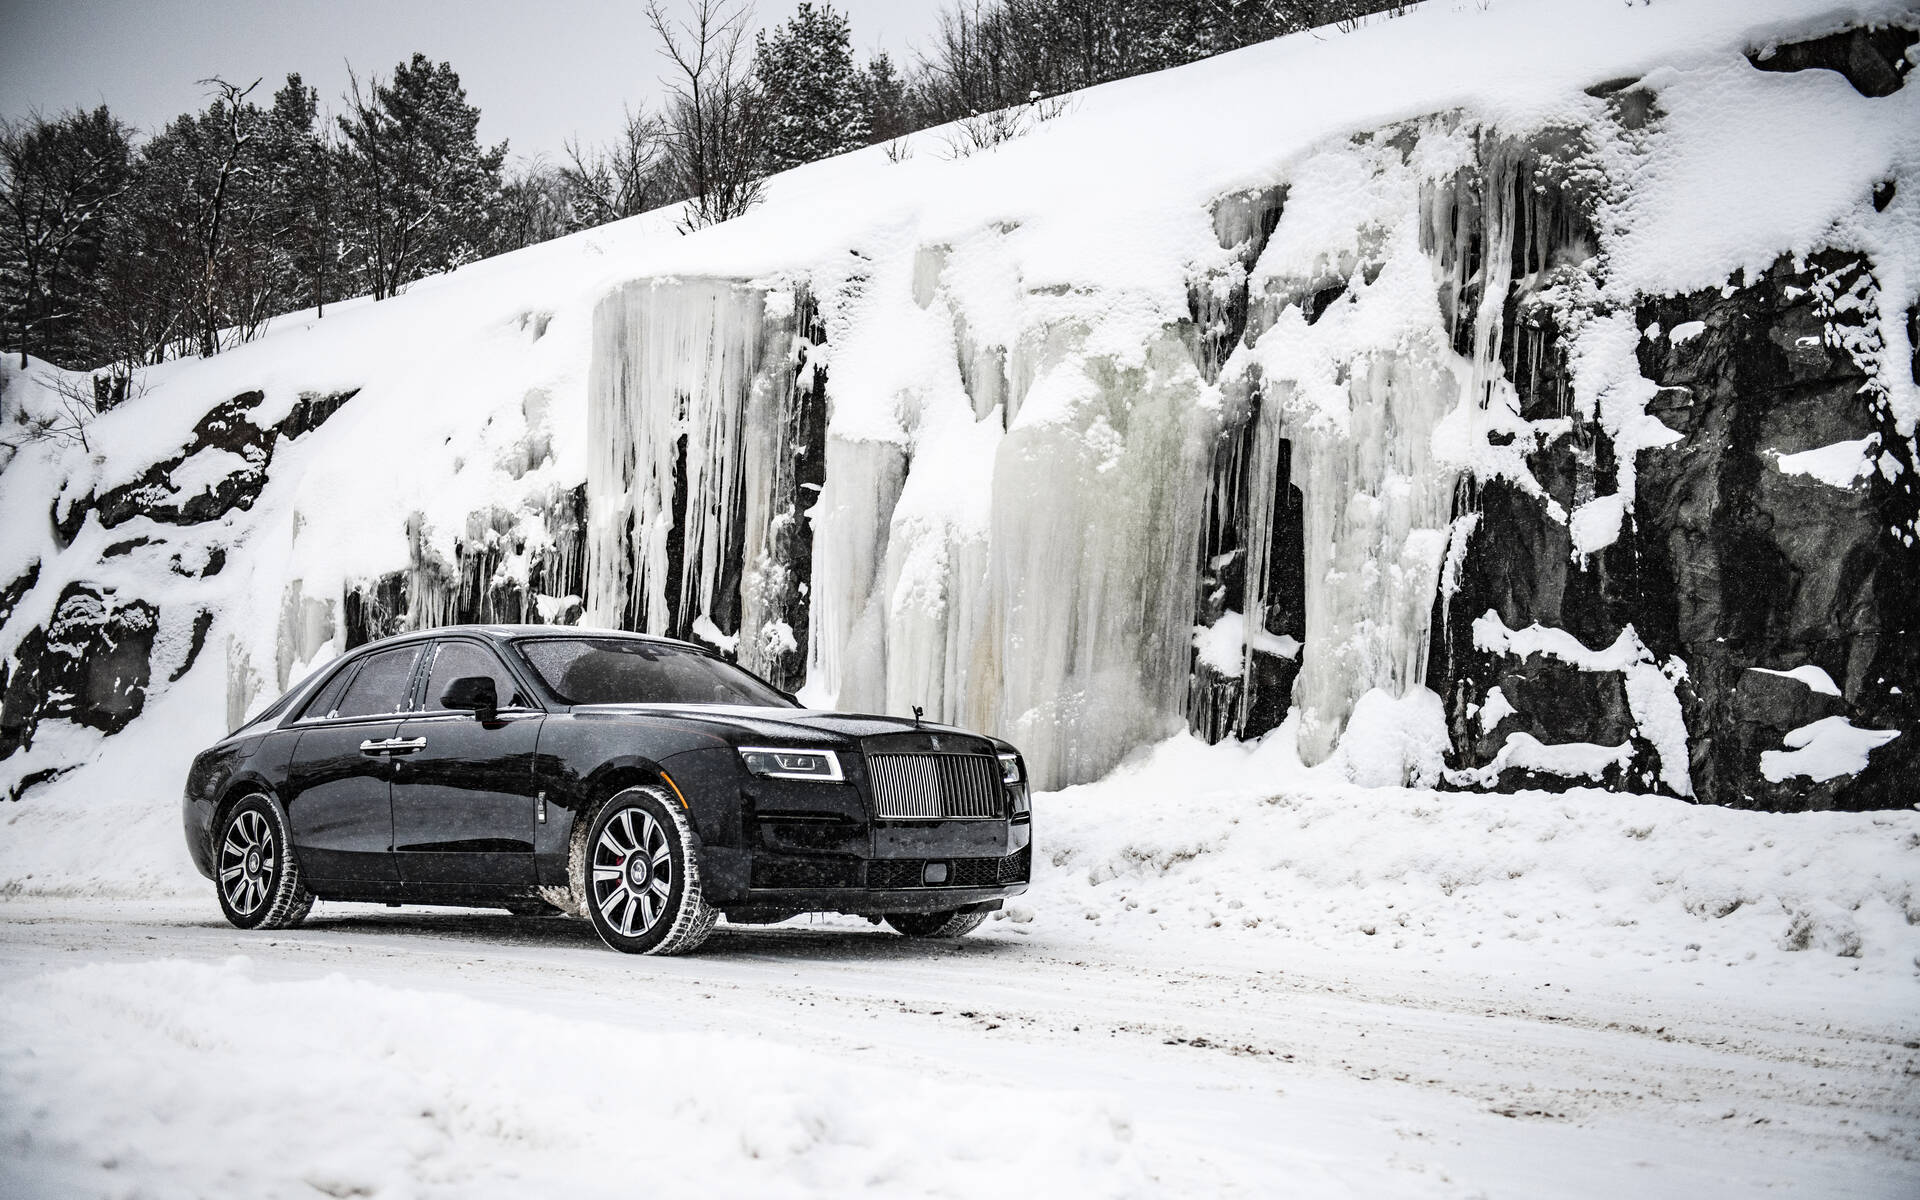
<box><xmin>390</xmin><ymin>637</ymin><xmax>544</xmax><ymax>890</ymax></box>
<box><xmin>283</xmin><ymin>643</ymin><xmax>426</xmax><ymax>886</ymax></box>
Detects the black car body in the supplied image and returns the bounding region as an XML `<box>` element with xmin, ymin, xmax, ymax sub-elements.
<box><xmin>183</xmin><ymin>625</ymin><xmax>1031</xmax><ymax>953</ymax></box>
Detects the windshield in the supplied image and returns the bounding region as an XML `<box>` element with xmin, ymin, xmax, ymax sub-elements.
<box><xmin>516</xmin><ymin>637</ymin><xmax>793</xmax><ymax>707</ymax></box>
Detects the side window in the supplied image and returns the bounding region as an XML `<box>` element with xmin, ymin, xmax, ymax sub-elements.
<box><xmin>295</xmin><ymin>661</ymin><xmax>358</xmax><ymax>722</ymax></box>
<box><xmin>332</xmin><ymin>645</ymin><xmax>425</xmax><ymax>719</ymax></box>
<box><xmin>423</xmin><ymin>640</ymin><xmax>527</xmax><ymax>711</ymax></box>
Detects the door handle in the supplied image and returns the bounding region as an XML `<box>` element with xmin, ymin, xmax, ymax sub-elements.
<box><xmin>359</xmin><ymin>737</ymin><xmax>428</xmax><ymax>756</ymax></box>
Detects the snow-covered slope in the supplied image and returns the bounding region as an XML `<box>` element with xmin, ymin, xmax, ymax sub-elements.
<box><xmin>2</xmin><ymin>0</ymin><xmax>1919</xmax><ymax>896</ymax></box>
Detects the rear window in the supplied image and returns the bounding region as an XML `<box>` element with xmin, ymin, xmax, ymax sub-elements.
<box><xmin>332</xmin><ymin>644</ymin><xmax>425</xmax><ymax>719</ymax></box>
<box><xmin>294</xmin><ymin>661</ymin><xmax>358</xmax><ymax>722</ymax></box>
<box><xmin>517</xmin><ymin>637</ymin><xmax>791</xmax><ymax>708</ymax></box>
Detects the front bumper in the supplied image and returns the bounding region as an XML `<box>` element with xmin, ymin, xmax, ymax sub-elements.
<box><xmin>700</xmin><ymin>839</ymin><xmax>1032</xmax><ymax>919</ymax></box>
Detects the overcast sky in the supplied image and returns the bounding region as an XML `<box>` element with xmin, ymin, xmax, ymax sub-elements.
<box><xmin>0</xmin><ymin>0</ymin><xmax>945</xmax><ymax>163</ymax></box>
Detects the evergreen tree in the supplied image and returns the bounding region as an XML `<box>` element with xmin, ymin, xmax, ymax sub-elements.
<box><xmin>859</xmin><ymin>53</ymin><xmax>912</xmax><ymax>145</ymax></box>
<box><xmin>264</xmin><ymin>74</ymin><xmax>341</xmax><ymax>317</ymax></box>
<box><xmin>337</xmin><ymin>53</ymin><xmax>506</xmax><ymax>299</ymax></box>
<box><xmin>754</xmin><ymin>4</ymin><xmax>869</xmax><ymax>173</ymax></box>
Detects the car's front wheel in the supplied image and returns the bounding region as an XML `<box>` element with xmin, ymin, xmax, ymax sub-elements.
<box><xmin>884</xmin><ymin>909</ymin><xmax>988</xmax><ymax>939</ymax></box>
<box><xmin>571</xmin><ymin>786</ymin><xmax>716</xmax><ymax>955</ymax></box>
<box><xmin>214</xmin><ymin>794</ymin><xmax>314</xmax><ymax>930</ymax></box>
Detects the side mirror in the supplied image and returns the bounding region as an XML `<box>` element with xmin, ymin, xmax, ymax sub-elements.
<box><xmin>441</xmin><ymin>675</ymin><xmax>499</xmax><ymax>721</ymax></box>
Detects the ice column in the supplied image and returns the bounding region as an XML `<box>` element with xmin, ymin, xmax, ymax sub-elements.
<box><xmin>986</xmin><ymin>329</ymin><xmax>1219</xmax><ymax>786</ymax></box>
<box><xmin>1287</xmin><ymin>350</ymin><xmax>1463</xmax><ymax>763</ymax></box>
<box><xmin>587</xmin><ymin>278</ymin><xmax>814</xmax><ymax>673</ymax></box>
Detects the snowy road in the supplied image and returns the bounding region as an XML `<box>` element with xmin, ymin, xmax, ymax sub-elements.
<box><xmin>3</xmin><ymin>897</ymin><xmax>1914</xmax><ymax>1198</ymax></box>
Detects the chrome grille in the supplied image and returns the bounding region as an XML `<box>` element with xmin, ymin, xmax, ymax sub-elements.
<box><xmin>867</xmin><ymin>753</ymin><xmax>1003</xmax><ymax>820</ymax></box>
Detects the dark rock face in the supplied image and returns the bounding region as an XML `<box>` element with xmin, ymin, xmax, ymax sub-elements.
<box><xmin>0</xmin><ymin>583</ymin><xmax>158</xmax><ymax>772</ymax></box>
<box><xmin>62</xmin><ymin>387</ymin><xmax>359</xmax><ymax>533</ymax></box>
<box><xmin>749</xmin><ymin>291</ymin><xmax>830</xmax><ymax>691</ymax></box>
<box><xmin>1432</xmin><ymin>248</ymin><xmax>1918</xmax><ymax>810</ymax></box>
<box><xmin>6</xmin><ymin>388</ymin><xmax>358</xmax><ymax>785</ymax></box>
<box><xmin>1747</xmin><ymin>25</ymin><xmax>1917</xmax><ymax>98</ymax></box>
<box><xmin>1632</xmin><ymin>252</ymin><xmax>1919</xmax><ymax>810</ymax></box>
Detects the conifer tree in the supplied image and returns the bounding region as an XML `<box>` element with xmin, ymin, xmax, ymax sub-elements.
<box><xmin>860</xmin><ymin>53</ymin><xmax>912</xmax><ymax>145</ymax></box>
<box><xmin>754</xmin><ymin>4</ymin><xmax>869</xmax><ymax>173</ymax></box>
<box><xmin>337</xmin><ymin>54</ymin><xmax>505</xmax><ymax>299</ymax></box>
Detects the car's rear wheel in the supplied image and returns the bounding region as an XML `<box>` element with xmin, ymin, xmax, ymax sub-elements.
<box><xmin>215</xmin><ymin>794</ymin><xmax>313</xmax><ymax>930</ymax></box>
<box><xmin>884</xmin><ymin>909</ymin><xmax>988</xmax><ymax>939</ymax></box>
<box><xmin>571</xmin><ymin>786</ymin><xmax>716</xmax><ymax>955</ymax></box>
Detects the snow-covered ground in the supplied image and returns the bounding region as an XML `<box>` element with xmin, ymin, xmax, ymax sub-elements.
<box><xmin>3</xmin><ymin>732</ymin><xmax>1915</xmax><ymax>1198</ymax></box>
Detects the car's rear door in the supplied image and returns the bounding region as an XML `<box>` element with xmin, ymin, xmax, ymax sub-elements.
<box><xmin>284</xmin><ymin>643</ymin><xmax>426</xmax><ymax>886</ymax></box>
<box><xmin>390</xmin><ymin>637</ymin><xmax>543</xmax><ymax>891</ymax></box>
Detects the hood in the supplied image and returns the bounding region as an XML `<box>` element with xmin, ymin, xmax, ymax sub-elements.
<box><xmin>569</xmin><ymin>704</ymin><xmax>1007</xmax><ymax>755</ymax></box>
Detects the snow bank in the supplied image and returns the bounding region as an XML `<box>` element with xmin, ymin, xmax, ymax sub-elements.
<box><xmin>1025</xmin><ymin>731</ymin><xmax>1920</xmax><ymax>976</ymax></box>
<box><xmin>0</xmin><ymin>958</ymin><xmax>1149</xmax><ymax>1199</ymax></box>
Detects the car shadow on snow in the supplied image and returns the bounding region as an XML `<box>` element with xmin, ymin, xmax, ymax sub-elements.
<box><xmin>291</xmin><ymin>905</ymin><xmax>1029</xmax><ymax>962</ymax></box>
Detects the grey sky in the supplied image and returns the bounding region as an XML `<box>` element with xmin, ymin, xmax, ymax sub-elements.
<box><xmin>0</xmin><ymin>0</ymin><xmax>944</xmax><ymax>163</ymax></box>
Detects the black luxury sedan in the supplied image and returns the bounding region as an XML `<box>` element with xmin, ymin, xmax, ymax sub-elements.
<box><xmin>182</xmin><ymin>625</ymin><xmax>1031</xmax><ymax>954</ymax></box>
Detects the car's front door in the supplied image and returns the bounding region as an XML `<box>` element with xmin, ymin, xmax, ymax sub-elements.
<box><xmin>390</xmin><ymin>638</ymin><xmax>543</xmax><ymax>890</ymax></box>
<box><xmin>284</xmin><ymin>643</ymin><xmax>426</xmax><ymax>886</ymax></box>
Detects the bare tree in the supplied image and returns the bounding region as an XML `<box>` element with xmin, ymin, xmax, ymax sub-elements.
<box><xmin>560</xmin><ymin>105</ymin><xmax>668</xmax><ymax>230</ymax></box>
<box><xmin>0</xmin><ymin>108</ymin><xmax>133</xmax><ymax>368</ymax></box>
<box><xmin>644</xmin><ymin>0</ymin><xmax>767</xmax><ymax>231</ymax></box>
<box><xmin>193</xmin><ymin>77</ymin><xmax>262</xmax><ymax>356</ymax></box>
<box><xmin>0</xmin><ymin>367</ymin><xmax>136</xmax><ymax>453</ymax></box>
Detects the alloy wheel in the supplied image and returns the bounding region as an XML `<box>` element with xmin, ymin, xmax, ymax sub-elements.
<box><xmin>590</xmin><ymin>808</ymin><xmax>672</xmax><ymax>938</ymax></box>
<box><xmin>218</xmin><ymin>808</ymin><xmax>276</xmax><ymax>917</ymax></box>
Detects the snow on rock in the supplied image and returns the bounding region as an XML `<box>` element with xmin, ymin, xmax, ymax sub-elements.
<box><xmin>0</xmin><ymin>959</ymin><xmax>1150</xmax><ymax>1198</ymax></box>
<box><xmin>1568</xmin><ymin>492</ymin><xmax>1627</xmax><ymax>556</ymax></box>
<box><xmin>1760</xmin><ymin>715</ymin><xmax>1901</xmax><ymax>783</ymax></box>
<box><xmin>1749</xmin><ymin>663</ymin><xmax>1844</xmax><ymax>697</ymax></box>
<box><xmin>1773</xmin><ymin>435</ymin><xmax>1879</xmax><ymax>487</ymax></box>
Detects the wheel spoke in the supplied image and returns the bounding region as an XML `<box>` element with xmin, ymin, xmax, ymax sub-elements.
<box><xmin>618</xmin><ymin>810</ymin><xmax>638</xmax><ymax>855</ymax></box>
<box><xmin>592</xmin><ymin>865</ymin><xmax>624</xmax><ymax>883</ymax></box>
<box><xmin>598</xmin><ymin>824</ymin><xmax>632</xmax><ymax>860</ymax></box>
<box><xmin>618</xmin><ymin>893</ymin><xmax>638</xmax><ymax>937</ymax></box>
<box><xmin>650</xmin><ymin>841</ymin><xmax>671</xmax><ymax>866</ymax></box>
<box><xmin>601</xmin><ymin>886</ymin><xmax>628</xmax><ymax>924</ymax></box>
<box><xmin>649</xmin><ymin>878</ymin><xmax>670</xmax><ymax>903</ymax></box>
<box><xmin>223</xmin><ymin>833</ymin><xmax>247</xmax><ymax>857</ymax></box>
<box><xmin>636</xmin><ymin>890</ymin><xmax>656</xmax><ymax>930</ymax></box>
<box><xmin>220</xmin><ymin>865</ymin><xmax>244</xmax><ymax>884</ymax></box>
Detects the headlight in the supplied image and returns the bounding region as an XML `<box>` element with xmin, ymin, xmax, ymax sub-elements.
<box><xmin>998</xmin><ymin>753</ymin><xmax>1023</xmax><ymax>785</ymax></box>
<box><xmin>739</xmin><ymin>746</ymin><xmax>844</xmax><ymax>782</ymax></box>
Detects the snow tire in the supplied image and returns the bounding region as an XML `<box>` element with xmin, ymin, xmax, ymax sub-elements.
<box><xmin>571</xmin><ymin>785</ymin><xmax>717</xmax><ymax>955</ymax></box>
<box><xmin>884</xmin><ymin>909</ymin><xmax>988</xmax><ymax>939</ymax></box>
<box><xmin>214</xmin><ymin>793</ymin><xmax>314</xmax><ymax>931</ymax></box>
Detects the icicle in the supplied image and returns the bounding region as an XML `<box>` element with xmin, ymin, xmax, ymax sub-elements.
<box><xmin>586</xmin><ymin>278</ymin><xmax>803</xmax><ymax>649</ymax></box>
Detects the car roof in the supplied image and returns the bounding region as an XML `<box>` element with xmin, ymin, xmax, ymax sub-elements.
<box><xmin>354</xmin><ymin>624</ymin><xmax>709</xmax><ymax>654</ymax></box>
